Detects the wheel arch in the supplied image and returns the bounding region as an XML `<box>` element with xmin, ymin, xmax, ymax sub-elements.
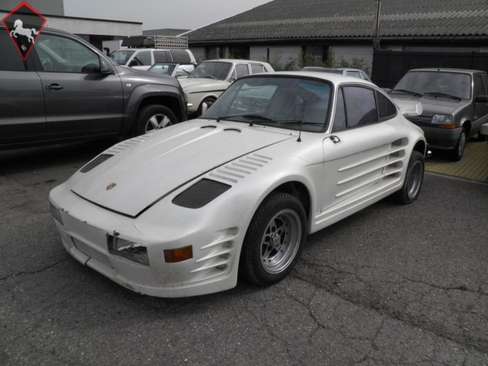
<box><xmin>268</xmin><ymin>181</ymin><xmax>312</xmax><ymax>224</ymax></box>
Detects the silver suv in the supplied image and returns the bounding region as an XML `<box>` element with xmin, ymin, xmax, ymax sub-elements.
<box><xmin>390</xmin><ymin>68</ymin><xmax>488</xmax><ymax>160</ymax></box>
<box><xmin>0</xmin><ymin>26</ymin><xmax>187</xmax><ymax>148</ymax></box>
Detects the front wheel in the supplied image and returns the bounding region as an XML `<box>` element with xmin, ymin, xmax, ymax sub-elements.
<box><xmin>197</xmin><ymin>97</ymin><xmax>216</xmax><ymax>117</ymax></box>
<box><xmin>240</xmin><ymin>192</ymin><xmax>307</xmax><ymax>286</ymax></box>
<box><xmin>450</xmin><ymin>128</ymin><xmax>466</xmax><ymax>161</ymax></box>
<box><xmin>135</xmin><ymin>105</ymin><xmax>178</xmax><ymax>135</ymax></box>
<box><xmin>390</xmin><ymin>150</ymin><xmax>424</xmax><ymax>205</ymax></box>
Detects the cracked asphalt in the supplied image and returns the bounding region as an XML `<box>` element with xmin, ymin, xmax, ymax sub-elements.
<box><xmin>1</xmin><ymin>140</ymin><xmax>487</xmax><ymax>366</ymax></box>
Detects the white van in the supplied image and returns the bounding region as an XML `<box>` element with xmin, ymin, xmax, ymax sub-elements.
<box><xmin>110</xmin><ymin>48</ymin><xmax>196</xmax><ymax>70</ymax></box>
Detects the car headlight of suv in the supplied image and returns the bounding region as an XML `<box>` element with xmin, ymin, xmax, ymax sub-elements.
<box><xmin>107</xmin><ymin>235</ymin><xmax>149</xmax><ymax>265</ymax></box>
<box><xmin>431</xmin><ymin>114</ymin><xmax>453</xmax><ymax>125</ymax></box>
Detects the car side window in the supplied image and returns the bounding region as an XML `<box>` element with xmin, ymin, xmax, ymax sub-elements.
<box><xmin>250</xmin><ymin>64</ymin><xmax>265</xmax><ymax>73</ymax></box>
<box><xmin>346</xmin><ymin>71</ymin><xmax>361</xmax><ymax>79</ymax></box>
<box><xmin>377</xmin><ymin>92</ymin><xmax>397</xmax><ymax>121</ymax></box>
<box><xmin>332</xmin><ymin>88</ymin><xmax>347</xmax><ymax>132</ymax></box>
<box><xmin>342</xmin><ymin>86</ymin><xmax>378</xmax><ymax>128</ymax></box>
<box><xmin>0</xmin><ymin>32</ymin><xmax>26</xmax><ymax>71</ymax></box>
<box><xmin>134</xmin><ymin>51</ymin><xmax>152</xmax><ymax>66</ymax></box>
<box><xmin>235</xmin><ymin>64</ymin><xmax>250</xmax><ymax>78</ymax></box>
<box><xmin>154</xmin><ymin>51</ymin><xmax>170</xmax><ymax>63</ymax></box>
<box><xmin>474</xmin><ymin>74</ymin><xmax>486</xmax><ymax>97</ymax></box>
<box><xmin>35</xmin><ymin>34</ymin><xmax>101</xmax><ymax>73</ymax></box>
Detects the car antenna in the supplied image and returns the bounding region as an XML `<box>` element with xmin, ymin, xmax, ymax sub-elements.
<box><xmin>297</xmin><ymin>100</ymin><xmax>307</xmax><ymax>142</ymax></box>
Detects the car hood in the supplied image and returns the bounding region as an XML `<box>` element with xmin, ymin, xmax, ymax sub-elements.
<box><xmin>391</xmin><ymin>95</ymin><xmax>469</xmax><ymax>116</ymax></box>
<box><xmin>70</xmin><ymin>121</ymin><xmax>294</xmax><ymax>217</ymax></box>
<box><xmin>179</xmin><ymin>78</ymin><xmax>228</xmax><ymax>91</ymax></box>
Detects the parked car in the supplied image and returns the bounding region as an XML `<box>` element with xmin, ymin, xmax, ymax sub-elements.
<box><xmin>0</xmin><ymin>26</ymin><xmax>187</xmax><ymax>148</ymax></box>
<box><xmin>301</xmin><ymin>66</ymin><xmax>372</xmax><ymax>82</ymax></box>
<box><xmin>50</xmin><ymin>71</ymin><xmax>426</xmax><ymax>298</ymax></box>
<box><xmin>389</xmin><ymin>68</ymin><xmax>488</xmax><ymax>160</ymax></box>
<box><xmin>147</xmin><ymin>62</ymin><xmax>195</xmax><ymax>78</ymax></box>
<box><xmin>179</xmin><ymin>59</ymin><xmax>274</xmax><ymax>116</ymax></box>
<box><xmin>481</xmin><ymin>123</ymin><xmax>488</xmax><ymax>143</ymax></box>
<box><xmin>109</xmin><ymin>48</ymin><xmax>196</xmax><ymax>70</ymax></box>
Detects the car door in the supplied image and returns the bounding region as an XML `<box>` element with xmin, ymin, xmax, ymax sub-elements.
<box><xmin>320</xmin><ymin>85</ymin><xmax>401</xmax><ymax>212</ymax></box>
<box><xmin>33</xmin><ymin>33</ymin><xmax>124</xmax><ymax>139</ymax></box>
<box><xmin>0</xmin><ymin>31</ymin><xmax>46</xmax><ymax>145</ymax></box>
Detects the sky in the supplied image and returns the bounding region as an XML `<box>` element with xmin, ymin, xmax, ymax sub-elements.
<box><xmin>64</xmin><ymin>0</ymin><xmax>272</xmax><ymax>31</ymax></box>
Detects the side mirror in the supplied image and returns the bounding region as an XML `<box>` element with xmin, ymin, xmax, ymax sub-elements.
<box><xmin>396</xmin><ymin>100</ymin><xmax>423</xmax><ymax>117</ymax></box>
<box><xmin>100</xmin><ymin>58</ymin><xmax>114</xmax><ymax>75</ymax></box>
<box><xmin>128</xmin><ymin>60</ymin><xmax>139</xmax><ymax>67</ymax></box>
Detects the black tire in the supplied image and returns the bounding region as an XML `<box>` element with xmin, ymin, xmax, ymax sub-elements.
<box><xmin>390</xmin><ymin>150</ymin><xmax>424</xmax><ymax>205</ymax></box>
<box><xmin>450</xmin><ymin>128</ymin><xmax>466</xmax><ymax>161</ymax></box>
<box><xmin>197</xmin><ymin>97</ymin><xmax>216</xmax><ymax>116</ymax></box>
<box><xmin>135</xmin><ymin>105</ymin><xmax>178</xmax><ymax>135</ymax></box>
<box><xmin>239</xmin><ymin>192</ymin><xmax>307</xmax><ymax>286</ymax></box>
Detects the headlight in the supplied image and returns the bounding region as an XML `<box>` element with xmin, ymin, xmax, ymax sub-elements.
<box><xmin>431</xmin><ymin>114</ymin><xmax>453</xmax><ymax>125</ymax></box>
<box><xmin>107</xmin><ymin>235</ymin><xmax>149</xmax><ymax>265</ymax></box>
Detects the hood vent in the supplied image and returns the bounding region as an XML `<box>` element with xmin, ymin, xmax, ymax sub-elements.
<box><xmin>209</xmin><ymin>153</ymin><xmax>272</xmax><ymax>184</ymax></box>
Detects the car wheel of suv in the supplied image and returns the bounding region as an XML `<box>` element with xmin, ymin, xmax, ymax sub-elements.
<box><xmin>135</xmin><ymin>105</ymin><xmax>178</xmax><ymax>135</ymax></box>
<box><xmin>239</xmin><ymin>192</ymin><xmax>307</xmax><ymax>286</ymax></box>
<box><xmin>390</xmin><ymin>151</ymin><xmax>424</xmax><ymax>205</ymax></box>
<box><xmin>450</xmin><ymin>128</ymin><xmax>466</xmax><ymax>161</ymax></box>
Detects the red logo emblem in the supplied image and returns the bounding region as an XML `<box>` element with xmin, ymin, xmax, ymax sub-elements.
<box><xmin>1</xmin><ymin>1</ymin><xmax>47</xmax><ymax>60</ymax></box>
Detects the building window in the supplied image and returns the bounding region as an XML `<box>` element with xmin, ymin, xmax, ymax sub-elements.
<box><xmin>205</xmin><ymin>47</ymin><xmax>224</xmax><ymax>59</ymax></box>
<box><xmin>229</xmin><ymin>46</ymin><xmax>250</xmax><ymax>59</ymax></box>
<box><xmin>302</xmin><ymin>45</ymin><xmax>328</xmax><ymax>66</ymax></box>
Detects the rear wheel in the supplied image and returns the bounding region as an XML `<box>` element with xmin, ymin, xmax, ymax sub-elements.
<box><xmin>240</xmin><ymin>192</ymin><xmax>307</xmax><ymax>286</ymax></box>
<box><xmin>390</xmin><ymin>150</ymin><xmax>424</xmax><ymax>205</ymax></box>
<box><xmin>135</xmin><ymin>105</ymin><xmax>177</xmax><ymax>135</ymax></box>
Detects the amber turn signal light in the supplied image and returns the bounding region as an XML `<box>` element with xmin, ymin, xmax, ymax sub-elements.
<box><xmin>164</xmin><ymin>245</ymin><xmax>193</xmax><ymax>263</ymax></box>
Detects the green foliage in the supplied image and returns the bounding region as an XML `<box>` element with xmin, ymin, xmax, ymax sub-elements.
<box><xmin>264</xmin><ymin>49</ymin><xmax>370</xmax><ymax>74</ymax></box>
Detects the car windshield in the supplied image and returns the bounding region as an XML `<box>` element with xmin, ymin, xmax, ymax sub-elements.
<box><xmin>203</xmin><ymin>76</ymin><xmax>332</xmax><ymax>132</ymax></box>
<box><xmin>110</xmin><ymin>50</ymin><xmax>135</xmax><ymax>65</ymax></box>
<box><xmin>393</xmin><ymin>71</ymin><xmax>471</xmax><ymax>100</ymax></box>
<box><xmin>189</xmin><ymin>62</ymin><xmax>232</xmax><ymax>80</ymax></box>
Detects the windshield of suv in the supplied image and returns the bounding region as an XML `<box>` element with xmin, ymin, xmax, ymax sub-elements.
<box><xmin>189</xmin><ymin>62</ymin><xmax>232</xmax><ymax>80</ymax></box>
<box><xmin>203</xmin><ymin>76</ymin><xmax>332</xmax><ymax>132</ymax></box>
<box><xmin>110</xmin><ymin>50</ymin><xmax>135</xmax><ymax>65</ymax></box>
<box><xmin>393</xmin><ymin>71</ymin><xmax>471</xmax><ymax>100</ymax></box>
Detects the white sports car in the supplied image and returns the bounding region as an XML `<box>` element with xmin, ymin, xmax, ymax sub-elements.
<box><xmin>49</xmin><ymin>72</ymin><xmax>426</xmax><ymax>298</ymax></box>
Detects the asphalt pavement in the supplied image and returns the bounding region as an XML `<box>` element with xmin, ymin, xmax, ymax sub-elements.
<box><xmin>1</xmin><ymin>140</ymin><xmax>487</xmax><ymax>366</ymax></box>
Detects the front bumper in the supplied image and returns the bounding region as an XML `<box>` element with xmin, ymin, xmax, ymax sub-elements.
<box><xmin>49</xmin><ymin>185</ymin><xmax>243</xmax><ymax>298</ymax></box>
<box><xmin>413</xmin><ymin>124</ymin><xmax>462</xmax><ymax>150</ymax></box>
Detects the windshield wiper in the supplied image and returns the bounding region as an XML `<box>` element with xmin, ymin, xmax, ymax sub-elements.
<box><xmin>424</xmin><ymin>92</ymin><xmax>461</xmax><ymax>101</ymax></box>
<box><xmin>201</xmin><ymin>75</ymin><xmax>217</xmax><ymax>80</ymax></box>
<box><xmin>392</xmin><ymin>89</ymin><xmax>422</xmax><ymax>97</ymax></box>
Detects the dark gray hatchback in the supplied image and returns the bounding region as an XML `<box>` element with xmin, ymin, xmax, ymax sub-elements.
<box><xmin>0</xmin><ymin>26</ymin><xmax>187</xmax><ymax>148</ymax></box>
<box><xmin>390</xmin><ymin>68</ymin><xmax>488</xmax><ymax>161</ymax></box>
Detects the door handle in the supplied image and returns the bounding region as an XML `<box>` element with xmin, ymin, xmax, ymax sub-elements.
<box><xmin>45</xmin><ymin>84</ymin><xmax>63</xmax><ymax>90</ymax></box>
<box><xmin>330</xmin><ymin>135</ymin><xmax>341</xmax><ymax>144</ymax></box>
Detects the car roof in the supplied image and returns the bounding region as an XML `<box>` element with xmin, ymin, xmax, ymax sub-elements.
<box><xmin>407</xmin><ymin>68</ymin><xmax>486</xmax><ymax>75</ymax></box>
<box><xmin>203</xmin><ymin>59</ymin><xmax>269</xmax><ymax>64</ymax></box>
<box><xmin>241</xmin><ymin>71</ymin><xmax>375</xmax><ymax>86</ymax></box>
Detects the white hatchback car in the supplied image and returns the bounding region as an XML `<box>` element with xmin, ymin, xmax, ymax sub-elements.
<box><xmin>50</xmin><ymin>72</ymin><xmax>426</xmax><ymax>298</ymax></box>
<box><xmin>180</xmin><ymin>59</ymin><xmax>274</xmax><ymax>116</ymax></box>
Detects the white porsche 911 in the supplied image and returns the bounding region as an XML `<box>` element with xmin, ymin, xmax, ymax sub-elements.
<box><xmin>49</xmin><ymin>72</ymin><xmax>426</xmax><ymax>298</ymax></box>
